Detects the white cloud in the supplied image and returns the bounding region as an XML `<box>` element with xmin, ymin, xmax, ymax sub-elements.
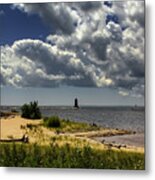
<box><xmin>1</xmin><ymin>39</ymin><xmax>113</xmax><ymax>88</ymax></box>
<box><xmin>1</xmin><ymin>1</ymin><xmax>145</xmax><ymax>97</ymax></box>
<box><xmin>118</xmin><ymin>90</ymin><xmax>129</xmax><ymax>97</ymax></box>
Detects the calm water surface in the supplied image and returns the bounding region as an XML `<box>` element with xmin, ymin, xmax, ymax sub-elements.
<box><xmin>41</xmin><ymin>106</ymin><xmax>145</xmax><ymax>133</ymax></box>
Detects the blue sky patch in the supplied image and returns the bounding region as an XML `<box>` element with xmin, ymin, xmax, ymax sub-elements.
<box><xmin>106</xmin><ymin>14</ymin><xmax>120</xmax><ymax>24</ymax></box>
<box><xmin>0</xmin><ymin>4</ymin><xmax>50</xmax><ymax>45</ymax></box>
<box><xmin>104</xmin><ymin>1</ymin><xmax>113</xmax><ymax>8</ymax></box>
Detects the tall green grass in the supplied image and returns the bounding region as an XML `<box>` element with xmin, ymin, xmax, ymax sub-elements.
<box><xmin>0</xmin><ymin>143</ymin><xmax>144</xmax><ymax>169</ymax></box>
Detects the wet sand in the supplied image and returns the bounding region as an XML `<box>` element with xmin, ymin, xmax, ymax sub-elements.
<box><xmin>93</xmin><ymin>133</ymin><xmax>144</xmax><ymax>147</ymax></box>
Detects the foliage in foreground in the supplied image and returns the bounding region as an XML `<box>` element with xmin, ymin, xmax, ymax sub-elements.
<box><xmin>21</xmin><ymin>101</ymin><xmax>41</xmax><ymax>119</ymax></box>
<box><xmin>0</xmin><ymin>143</ymin><xmax>144</xmax><ymax>170</ymax></box>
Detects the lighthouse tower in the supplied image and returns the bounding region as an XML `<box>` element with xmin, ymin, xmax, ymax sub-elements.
<box><xmin>74</xmin><ymin>98</ymin><xmax>79</xmax><ymax>108</ymax></box>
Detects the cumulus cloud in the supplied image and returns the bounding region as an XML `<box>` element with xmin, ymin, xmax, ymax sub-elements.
<box><xmin>71</xmin><ymin>1</ymin><xmax>102</xmax><ymax>11</ymax></box>
<box><xmin>13</xmin><ymin>3</ymin><xmax>80</xmax><ymax>34</ymax></box>
<box><xmin>1</xmin><ymin>39</ymin><xmax>113</xmax><ymax>88</ymax></box>
<box><xmin>1</xmin><ymin>1</ymin><xmax>145</xmax><ymax>97</ymax></box>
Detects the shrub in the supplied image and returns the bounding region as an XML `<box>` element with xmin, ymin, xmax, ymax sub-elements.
<box><xmin>43</xmin><ymin>116</ymin><xmax>61</xmax><ymax>128</ymax></box>
<box><xmin>11</xmin><ymin>109</ymin><xmax>18</xmax><ymax>113</ymax></box>
<box><xmin>21</xmin><ymin>101</ymin><xmax>41</xmax><ymax>119</ymax></box>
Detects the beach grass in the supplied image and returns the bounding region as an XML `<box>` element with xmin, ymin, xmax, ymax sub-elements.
<box><xmin>0</xmin><ymin>143</ymin><xmax>144</xmax><ymax>169</ymax></box>
<box><xmin>43</xmin><ymin>116</ymin><xmax>100</xmax><ymax>133</ymax></box>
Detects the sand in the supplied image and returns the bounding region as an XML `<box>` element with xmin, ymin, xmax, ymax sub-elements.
<box><xmin>0</xmin><ymin>115</ymin><xmax>41</xmax><ymax>139</ymax></box>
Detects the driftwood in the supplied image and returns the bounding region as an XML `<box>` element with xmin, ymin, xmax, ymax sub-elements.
<box><xmin>0</xmin><ymin>134</ymin><xmax>29</xmax><ymax>143</ymax></box>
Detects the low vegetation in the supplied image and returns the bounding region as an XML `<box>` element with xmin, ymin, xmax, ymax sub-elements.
<box><xmin>11</xmin><ymin>109</ymin><xmax>19</xmax><ymax>113</ymax></box>
<box><xmin>43</xmin><ymin>116</ymin><xmax>100</xmax><ymax>133</ymax></box>
<box><xmin>0</xmin><ymin>143</ymin><xmax>144</xmax><ymax>169</ymax></box>
<box><xmin>43</xmin><ymin>116</ymin><xmax>61</xmax><ymax>128</ymax></box>
<box><xmin>21</xmin><ymin>101</ymin><xmax>41</xmax><ymax>119</ymax></box>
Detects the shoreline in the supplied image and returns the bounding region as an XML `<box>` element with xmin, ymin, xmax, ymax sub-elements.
<box><xmin>0</xmin><ymin>115</ymin><xmax>144</xmax><ymax>153</ymax></box>
<box><xmin>92</xmin><ymin>133</ymin><xmax>144</xmax><ymax>148</ymax></box>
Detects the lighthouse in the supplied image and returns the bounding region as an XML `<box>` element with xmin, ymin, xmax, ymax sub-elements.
<box><xmin>74</xmin><ymin>98</ymin><xmax>79</xmax><ymax>109</ymax></box>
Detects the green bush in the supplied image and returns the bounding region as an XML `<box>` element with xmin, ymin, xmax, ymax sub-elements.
<box><xmin>21</xmin><ymin>101</ymin><xmax>41</xmax><ymax>119</ymax></box>
<box><xmin>43</xmin><ymin>116</ymin><xmax>61</xmax><ymax>128</ymax></box>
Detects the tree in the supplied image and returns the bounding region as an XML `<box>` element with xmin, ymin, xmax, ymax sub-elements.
<box><xmin>21</xmin><ymin>101</ymin><xmax>41</xmax><ymax>119</ymax></box>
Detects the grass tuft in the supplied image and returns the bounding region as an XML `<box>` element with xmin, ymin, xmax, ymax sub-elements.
<box><xmin>43</xmin><ymin>116</ymin><xmax>61</xmax><ymax>128</ymax></box>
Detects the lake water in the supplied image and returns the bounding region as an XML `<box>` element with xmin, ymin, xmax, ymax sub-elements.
<box><xmin>41</xmin><ymin>106</ymin><xmax>145</xmax><ymax>133</ymax></box>
<box><xmin>41</xmin><ymin>106</ymin><xmax>145</xmax><ymax>147</ymax></box>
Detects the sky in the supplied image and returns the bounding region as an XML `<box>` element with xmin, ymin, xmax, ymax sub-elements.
<box><xmin>0</xmin><ymin>1</ymin><xmax>145</xmax><ymax>106</ymax></box>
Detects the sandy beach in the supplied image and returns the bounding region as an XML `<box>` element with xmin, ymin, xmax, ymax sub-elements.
<box><xmin>0</xmin><ymin>115</ymin><xmax>41</xmax><ymax>139</ymax></box>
